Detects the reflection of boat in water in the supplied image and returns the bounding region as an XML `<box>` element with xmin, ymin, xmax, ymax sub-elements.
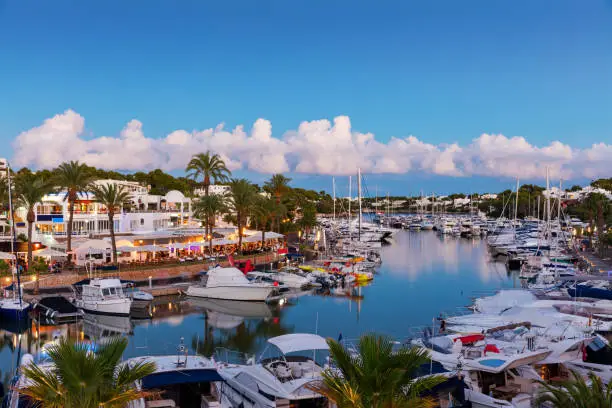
<box><xmin>0</xmin><ymin>314</ymin><xmax>30</xmax><ymax>335</ymax></box>
<box><xmin>187</xmin><ymin>297</ymin><xmax>273</xmax><ymax>319</ymax></box>
<box><xmin>188</xmin><ymin>297</ymin><xmax>274</xmax><ymax>330</ymax></box>
<box><xmin>83</xmin><ymin>312</ymin><xmax>133</xmax><ymax>339</ymax></box>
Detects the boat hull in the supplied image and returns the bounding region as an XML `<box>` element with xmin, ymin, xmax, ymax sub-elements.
<box><xmin>75</xmin><ymin>298</ymin><xmax>132</xmax><ymax>316</ymax></box>
<box><xmin>0</xmin><ymin>301</ymin><xmax>31</xmax><ymax>320</ymax></box>
<box><xmin>186</xmin><ymin>285</ymin><xmax>274</xmax><ymax>301</ymax></box>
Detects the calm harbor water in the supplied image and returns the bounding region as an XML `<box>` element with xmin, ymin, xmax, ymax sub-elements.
<box><xmin>0</xmin><ymin>230</ymin><xmax>520</xmax><ymax>388</ymax></box>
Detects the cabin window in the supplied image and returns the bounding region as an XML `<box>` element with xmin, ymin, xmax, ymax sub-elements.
<box><xmin>102</xmin><ymin>288</ymin><xmax>111</xmax><ymax>296</ymax></box>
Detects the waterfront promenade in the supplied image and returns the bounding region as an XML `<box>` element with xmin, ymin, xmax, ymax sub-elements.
<box><xmin>18</xmin><ymin>252</ymin><xmax>281</xmax><ymax>292</ymax></box>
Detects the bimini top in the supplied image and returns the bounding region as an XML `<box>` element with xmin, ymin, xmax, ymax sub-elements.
<box><xmin>268</xmin><ymin>333</ymin><xmax>329</xmax><ymax>354</ymax></box>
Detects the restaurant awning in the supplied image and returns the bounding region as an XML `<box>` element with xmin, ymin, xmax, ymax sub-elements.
<box><xmin>33</xmin><ymin>248</ymin><xmax>67</xmax><ymax>258</ymax></box>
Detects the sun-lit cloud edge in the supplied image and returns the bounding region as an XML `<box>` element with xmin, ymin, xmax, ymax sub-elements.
<box><xmin>12</xmin><ymin>109</ymin><xmax>612</xmax><ymax>180</ymax></box>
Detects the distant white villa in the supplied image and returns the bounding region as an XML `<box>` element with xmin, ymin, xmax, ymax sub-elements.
<box><xmin>194</xmin><ymin>184</ymin><xmax>231</xmax><ymax>196</ymax></box>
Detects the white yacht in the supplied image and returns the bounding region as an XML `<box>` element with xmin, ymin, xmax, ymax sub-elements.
<box><xmin>186</xmin><ymin>267</ymin><xmax>279</xmax><ymax>302</ymax></box>
<box><xmin>73</xmin><ymin>278</ymin><xmax>132</xmax><ymax>316</ymax></box>
<box><xmin>216</xmin><ymin>333</ymin><xmax>329</xmax><ymax>407</ymax></box>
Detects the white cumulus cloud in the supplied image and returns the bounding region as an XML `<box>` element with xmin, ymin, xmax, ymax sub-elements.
<box><xmin>11</xmin><ymin>109</ymin><xmax>612</xmax><ymax>181</ymax></box>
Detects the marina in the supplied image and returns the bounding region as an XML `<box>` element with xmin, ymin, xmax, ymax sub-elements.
<box><xmin>1</xmin><ymin>229</ymin><xmax>518</xmax><ymax>389</ymax></box>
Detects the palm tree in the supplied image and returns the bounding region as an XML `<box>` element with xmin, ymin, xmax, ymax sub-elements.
<box><xmin>252</xmin><ymin>196</ymin><xmax>277</xmax><ymax>250</ymax></box>
<box><xmin>186</xmin><ymin>152</ymin><xmax>231</xmax><ymax>240</ymax></box>
<box><xmin>228</xmin><ymin>179</ymin><xmax>257</xmax><ymax>253</ymax></box>
<box><xmin>535</xmin><ymin>370</ymin><xmax>612</xmax><ymax>407</ymax></box>
<box><xmin>309</xmin><ymin>334</ymin><xmax>444</xmax><ymax>408</ymax></box>
<box><xmin>186</xmin><ymin>152</ymin><xmax>232</xmax><ymax>197</ymax></box>
<box><xmin>264</xmin><ymin>174</ymin><xmax>292</xmax><ymax>232</ymax></box>
<box><xmin>89</xmin><ymin>183</ymin><xmax>131</xmax><ymax>264</ymax></box>
<box><xmin>193</xmin><ymin>194</ymin><xmax>228</xmax><ymax>254</ymax></box>
<box><xmin>298</xmin><ymin>203</ymin><xmax>318</xmax><ymax>240</ymax></box>
<box><xmin>20</xmin><ymin>336</ymin><xmax>156</xmax><ymax>408</ymax></box>
<box><xmin>54</xmin><ymin>161</ymin><xmax>95</xmax><ymax>264</ymax></box>
<box><xmin>15</xmin><ymin>173</ymin><xmax>52</xmax><ymax>293</ymax></box>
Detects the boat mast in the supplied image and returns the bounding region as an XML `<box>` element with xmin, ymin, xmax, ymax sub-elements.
<box><xmin>348</xmin><ymin>176</ymin><xmax>352</xmax><ymax>238</ymax></box>
<box><xmin>514</xmin><ymin>177</ymin><xmax>520</xmax><ymax>226</ymax></box>
<box><xmin>6</xmin><ymin>161</ymin><xmax>21</xmax><ymax>305</ymax></box>
<box><xmin>557</xmin><ymin>179</ymin><xmax>562</xmax><ymax>225</ymax></box>
<box><xmin>546</xmin><ymin>167</ymin><xmax>551</xmax><ymax>246</ymax></box>
<box><xmin>332</xmin><ymin>177</ymin><xmax>336</xmax><ymax>223</ymax></box>
<box><xmin>358</xmin><ymin>169</ymin><xmax>362</xmax><ymax>242</ymax></box>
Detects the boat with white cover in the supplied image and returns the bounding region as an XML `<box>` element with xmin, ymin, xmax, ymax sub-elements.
<box><xmin>216</xmin><ymin>333</ymin><xmax>329</xmax><ymax>407</ymax></box>
<box><xmin>73</xmin><ymin>278</ymin><xmax>132</xmax><ymax>316</ymax></box>
<box><xmin>186</xmin><ymin>267</ymin><xmax>279</xmax><ymax>302</ymax></box>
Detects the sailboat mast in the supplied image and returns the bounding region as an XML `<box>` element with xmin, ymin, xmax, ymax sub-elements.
<box><xmin>332</xmin><ymin>177</ymin><xmax>336</xmax><ymax>223</ymax></box>
<box><xmin>348</xmin><ymin>176</ymin><xmax>352</xmax><ymax>238</ymax></box>
<box><xmin>358</xmin><ymin>169</ymin><xmax>362</xmax><ymax>242</ymax></box>
<box><xmin>514</xmin><ymin>177</ymin><xmax>520</xmax><ymax>225</ymax></box>
<box><xmin>546</xmin><ymin>167</ymin><xmax>551</xmax><ymax>245</ymax></box>
<box><xmin>6</xmin><ymin>161</ymin><xmax>21</xmax><ymax>306</ymax></box>
<box><xmin>558</xmin><ymin>179</ymin><xmax>562</xmax><ymax>224</ymax></box>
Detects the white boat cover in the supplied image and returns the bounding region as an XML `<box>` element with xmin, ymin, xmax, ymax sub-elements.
<box><xmin>268</xmin><ymin>333</ymin><xmax>329</xmax><ymax>354</ymax></box>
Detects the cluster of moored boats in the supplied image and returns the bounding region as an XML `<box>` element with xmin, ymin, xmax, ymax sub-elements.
<box><xmin>5</xmin><ymin>204</ymin><xmax>611</xmax><ymax>407</ymax></box>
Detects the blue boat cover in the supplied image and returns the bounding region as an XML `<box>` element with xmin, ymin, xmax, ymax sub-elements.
<box><xmin>141</xmin><ymin>369</ymin><xmax>223</xmax><ymax>389</ymax></box>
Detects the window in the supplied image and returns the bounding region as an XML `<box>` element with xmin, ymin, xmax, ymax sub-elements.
<box><xmin>103</xmin><ymin>288</ymin><xmax>110</xmax><ymax>296</ymax></box>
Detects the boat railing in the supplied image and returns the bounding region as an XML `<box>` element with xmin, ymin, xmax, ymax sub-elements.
<box><xmin>214</xmin><ymin>347</ymin><xmax>253</xmax><ymax>366</ymax></box>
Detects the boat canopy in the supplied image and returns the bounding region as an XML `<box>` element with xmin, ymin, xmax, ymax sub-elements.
<box><xmin>207</xmin><ymin>267</ymin><xmax>250</xmax><ymax>285</ymax></box>
<box><xmin>268</xmin><ymin>333</ymin><xmax>329</xmax><ymax>354</ymax></box>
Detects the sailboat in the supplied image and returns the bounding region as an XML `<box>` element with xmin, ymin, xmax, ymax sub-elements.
<box><xmin>0</xmin><ymin>160</ymin><xmax>30</xmax><ymax>321</ymax></box>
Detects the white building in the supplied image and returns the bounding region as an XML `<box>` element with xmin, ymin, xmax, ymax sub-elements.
<box><xmin>194</xmin><ymin>184</ymin><xmax>231</xmax><ymax>196</ymax></box>
<box><xmin>15</xmin><ymin>182</ymin><xmax>194</xmax><ymax>242</ymax></box>
<box><xmin>481</xmin><ymin>193</ymin><xmax>498</xmax><ymax>200</ymax></box>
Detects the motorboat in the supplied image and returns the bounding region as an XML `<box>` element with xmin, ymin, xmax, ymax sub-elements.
<box><xmin>128</xmin><ymin>339</ymin><xmax>223</xmax><ymax>408</ymax></box>
<box><xmin>0</xmin><ymin>297</ymin><xmax>31</xmax><ymax>321</ymax></box>
<box><xmin>73</xmin><ymin>278</ymin><xmax>132</xmax><ymax>316</ymax></box>
<box><xmin>216</xmin><ymin>333</ymin><xmax>329</xmax><ymax>407</ymax></box>
<box><xmin>186</xmin><ymin>267</ymin><xmax>279</xmax><ymax>302</ymax></box>
<box><xmin>0</xmin><ymin>282</ymin><xmax>30</xmax><ymax>321</ymax></box>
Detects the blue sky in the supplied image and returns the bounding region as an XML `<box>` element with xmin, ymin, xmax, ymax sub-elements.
<box><xmin>0</xmin><ymin>0</ymin><xmax>611</xmax><ymax>194</ymax></box>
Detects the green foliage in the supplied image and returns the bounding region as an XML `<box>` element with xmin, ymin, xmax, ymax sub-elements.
<box><xmin>535</xmin><ymin>370</ymin><xmax>612</xmax><ymax>407</ymax></box>
<box><xmin>20</xmin><ymin>337</ymin><xmax>156</xmax><ymax>408</ymax></box>
<box><xmin>0</xmin><ymin>260</ymin><xmax>10</xmax><ymax>276</ymax></box>
<box><xmin>193</xmin><ymin>194</ymin><xmax>228</xmax><ymax>230</ymax></box>
<box><xmin>30</xmin><ymin>257</ymin><xmax>49</xmax><ymax>275</ymax></box>
<box><xmin>309</xmin><ymin>334</ymin><xmax>444</xmax><ymax>408</ymax></box>
<box><xmin>592</xmin><ymin>178</ymin><xmax>612</xmax><ymax>191</ymax></box>
<box><xmin>228</xmin><ymin>179</ymin><xmax>258</xmax><ymax>251</ymax></box>
<box><xmin>17</xmin><ymin>233</ymin><xmax>28</xmax><ymax>242</ymax></box>
<box><xmin>298</xmin><ymin>204</ymin><xmax>317</xmax><ymax>232</ymax></box>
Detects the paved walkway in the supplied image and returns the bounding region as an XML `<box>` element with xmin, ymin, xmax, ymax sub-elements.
<box><xmin>578</xmin><ymin>249</ymin><xmax>612</xmax><ymax>274</ymax></box>
<box><xmin>21</xmin><ymin>252</ymin><xmax>282</xmax><ymax>290</ymax></box>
